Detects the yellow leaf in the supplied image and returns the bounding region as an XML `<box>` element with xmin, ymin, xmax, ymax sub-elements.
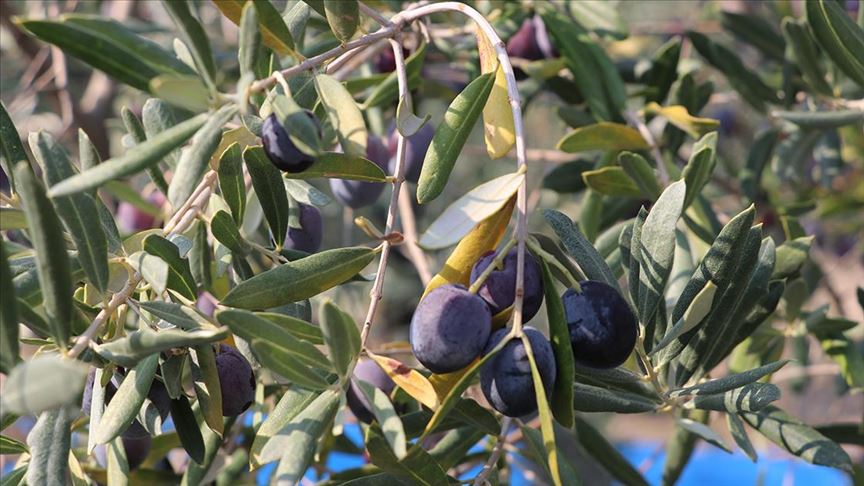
<box><xmin>213</xmin><ymin>0</ymin><xmax>296</xmax><ymax>56</ymax></box>
<box><xmin>556</xmin><ymin>122</ymin><xmax>650</xmax><ymax>153</ymax></box>
<box><xmin>476</xmin><ymin>29</ymin><xmax>515</xmax><ymax>159</ymax></box>
<box><xmin>366</xmin><ymin>351</ymin><xmax>438</xmax><ymax>411</ymax></box>
<box><xmin>421</xmin><ymin>196</ymin><xmax>515</xmax><ymax>299</ymax></box>
<box><xmin>645</xmin><ymin>102</ymin><xmax>720</xmax><ymax>139</ymax></box>
<box><xmin>210</xmin><ymin>126</ymin><xmax>258</xmax><ymax>170</ymax></box>
<box><xmin>429</xmin><ymin>364</ymin><xmax>474</xmax><ymax>402</ymax></box>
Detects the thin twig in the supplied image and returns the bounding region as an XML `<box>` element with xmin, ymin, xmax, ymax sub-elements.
<box><xmin>359</xmin><ymin>2</ymin><xmax>391</xmax><ymax>26</ymax></box>
<box><xmin>359</xmin><ymin>37</ymin><xmax>412</xmax><ymax>348</ymax></box>
<box><xmin>248</xmin><ymin>24</ymin><xmax>403</xmax><ymax>94</ymax></box>
<box><xmin>625</xmin><ymin>110</ymin><xmax>670</xmax><ymax>186</ymax></box>
<box><xmin>67</xmin><ymin>172</ymin><xmax>218</xmax><ymax>359</ymax></box>
<box><xmin>473</xmin><ymin>418</ymin><xmax>513</xmax><ymax>486</ymax></box>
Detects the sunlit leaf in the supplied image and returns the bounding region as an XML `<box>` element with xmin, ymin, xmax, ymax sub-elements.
<box><xmin>557</xmin><ymin>122</ymin><xmax>649</xmax><ymax>153</ymax></box>
<box><xmin>419</xmin><ymin>171</ymin><xmax>524</xmax><ymax>249</ymax></box>
<box><xmin>417</xmin><ymin>71</ymin><xmax>496</xmax><ymax>204</ymax></box>
<box><xmin>94</xmin><ymin>328</ymin><xmax>229</xmax><ymax>368</ymax></box>
<box><xmin>742</xmin><ymin>406</ymin><xmax>853</xmax><ymax>472</ymax></box>
<box><xmin>367</xmin><ymin>351</ymin><xmax>439</xmax><ymax>411</ymax></box>
<box><xmin>273</xmin><ymin>389</ymin><xmax>341</xmax><ymax>482</ymax></box>
<box><xmin>49</xmin><ymin>113</ymin><xmax>208</xmax><ymax>198</ymax></box>
<box><xmin>222</xmin><ymin>247</ymin><xmax>376</xmax><ymax>309</ymax></box>
<box><xmin>316</xmin><ymin>73</ymin><xmax>367</xmax><ymax>157</ymax></box>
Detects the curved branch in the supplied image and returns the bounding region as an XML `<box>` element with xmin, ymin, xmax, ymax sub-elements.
<box><xmin>393</xmin><ymin>2</ymin><xmax>529</xmax><ymax>333</ymax></box>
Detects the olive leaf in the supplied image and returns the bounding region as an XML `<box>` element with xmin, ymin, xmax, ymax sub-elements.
<box><xmin>741</xmin><ymin>406</ymin><xmax>853</xmax><ymax>472</ymax></box>
<box><xmin>221</xmin><ymin>247</ymin><xmax>376</xmax><ymax>309</ymax></box>
<box><xmin>416</xmin><ymin>71</ymin><xmax>496</xmax><ymax>204</ymax></box>
<box><xmin>420</xmin><ymin>171</ymin><xmax>524</xmax><ymax>250</ymax></box>
<box><xmin>49</xmin><ymin>113</ymin><xmax>208</xmax><ymax>198</ymax></box>
<box><xmin>1</xmin><ymin>355</ymin><xmax>88</xmax><ymax>415</ymax></box>
<box><xmin>14</xmin><ymin>163</ymin><xmax>73</xmax><ymax>347</ymax></box>
<box><xmin>0</xmin><ymin>243</ymin><xmax>20</xmax><ymax>373</ymax></box>
<box><xmin>26</xmin><ymin>407</ymin><xmax>74</xmax><ymax>486</ymax></box>
<box><xmin>557</xmin><ymin>123</ymin><xmax>649</xmax><ymax>153</ymax></box>
<box><xmin>273</xmin><ymin>389</ymin><xmax>341</xmax><ymax>483</ymax></box>
<box><xmin>244</xmin><ymin>145</ymin><xmax>291</xmax><ymax>247</ymax></box>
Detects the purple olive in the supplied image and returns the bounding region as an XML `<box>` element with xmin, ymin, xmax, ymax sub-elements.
<box><xmin>330</xmin><ymin>136</ymin><xmax>390</xmax><ymax>208</ymax></box>
<box><xmin>562</xmin><ymin>281</ymin><xmax>637</xmax><ymax>369</ymax></box>
<box><xmin>410</xmin><ymin>284</ymin><xmax>492</xmax><ymax>373</ymax></box>
<box><xmin>506</xmin><ymin>18</ymin><xmax>544</xmax><ymax>61</ymax></box>
<box><xmin>116</xmin><ymin>191</ymin><xmax>165</xmax><ymax>234</ymax></box>
<box><xmin>480</xmin><ymin>326</ymin><xmax>557</xmax><ymax>417</ymax></box>
<box><xmin>374</xmin><ymin>46</ymin><xmax>411</xmax><ymax>73</ymax></box>
<box><xmin>470</xmin><ymin>248</ymin><xmax>545</xmax><ymax>321</ymax></box>
<box><xmin>215</xmin><ymin>344</ymin><xmax>255</xmax><ymax>416</ymax></box>
<box><xmin>262</xmin><ymin>113</ymin><xmax>319</xmax><ymax>173</ymax></box>
<box><xmin>346</xmin><ymin>360</ymin><xmax>396</xmax><ymax>424</ymax></box>
<box><xmin>284</xmin><ymin>203</ymin><xmax>323</xmax><ymax>253</ymax></box>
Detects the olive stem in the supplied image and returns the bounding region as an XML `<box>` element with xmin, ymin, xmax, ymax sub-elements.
<box><xmin>359</xmin><ymin>36</ymin><xmax>412</xmax><ymax>349</ymax></box>
<box><xmin>248</xmin><ymin>24</ymin><xmax>403</xmax><ymax>94</ymax></box>
<box><xmin>247</xmin><ymin>241</ymin><xmax>286</xmax><ymax>264</ymax></box>
<box><xmin>467</xmin><ymin>238</ymin><xmax>517</xmax><ymax>295</ymax></box>
<box><xmin>525</xmin><ymin>237</ymin><xmax>583</xmax><ymax>293</ymax></box>
<box><xmin>624</xmin><ymin>110</ymin><xmax>669</xmax><ymax>187</ymax></box>
<box><xmin>472</xmin><ymin>417</ymin><xmax>513</xmax><ymax>486</ymax></box>
<box><xmin>635</xmin><ymin>330</ymin><xmax>666</xmax><ymax>399</ymax></box>
<box><xmin>67</xmin><ymin>171</ymin><xmax>219</xmax><ymax>360</ymax></box>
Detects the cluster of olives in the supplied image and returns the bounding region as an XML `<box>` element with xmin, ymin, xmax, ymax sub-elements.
<box><xmin>407</xmin><ymin>248</ymin><xmax>556</xmax><ymax>417</ymax></box>
<box><xmin>403</xmin><ymin>247</ymin><xmax>637</xmax><ymax>418</ymax></box>
<box><xmin>261</xmin><ymin>111</ymin><xmax>434</xmax><ymax>253</ymax></box>
<box><xmin>81</xmin><ymin>344</ymin><xmax>254</xmax><ymax>470</ymax></box>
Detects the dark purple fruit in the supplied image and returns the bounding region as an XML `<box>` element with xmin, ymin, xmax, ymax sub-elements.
<box><xmin>346</xmin><ymin>360</ymin><xmax>396</xmax><ymax>424</ymax></box>
<box><xmin>116</xmin><ymin>191</ymin><xmax>165</xmax><ymax>234</ymax></box>
<box><xmin>387</xmin><ymin>122</ymin><xmax>434</xmax><ymax>183</ymax></box>
<box><xmin>470</xmin><ymin>248</ymin><xmax>544</xmax><ymax>321</ymax></box>
<box><xmin>262</xmin><ymin>113</ymin><xmax>318</xmax><ymax>173</ymax></box>
<box><xmin>284</xmin><ymin>203</ymin><xmax>323</xmax><ymax>253</ymax></box>
<box><xmin>330</xmin><ymin>135</ymin><xmax>390</xmax><ymax>209</ymax></box>
<box><xmin>506</xmin><ymin>18</ymin><xmax>544</xmax><ymax>61</ymax></box>
<box><xmin>562</xmin><ymin>281</ymin><xmax>637</xmax><ymax>369</ymax></box>
<box><xmin>410</xmin><ymin>284</ymin><xmax>492</xmax><ymax>374</ymax></box>
<box><xmin>531</xmin><ymin>15</ymin><xmax>558</xmax><ymax>59</ymax></box>
<box><xmin>480</xmin><ymin>326</ymin><xmax>557</xmax><ymax>417</ymax></box>
<box><xmin>215</xmin><ymin>344</ymin><xmax>255</xmax><ymax>416</ymax></box>
<box><xmin>374</xmin><ymin>46</ymin><xmax>411</xmax><ymax>73</ymax></box>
